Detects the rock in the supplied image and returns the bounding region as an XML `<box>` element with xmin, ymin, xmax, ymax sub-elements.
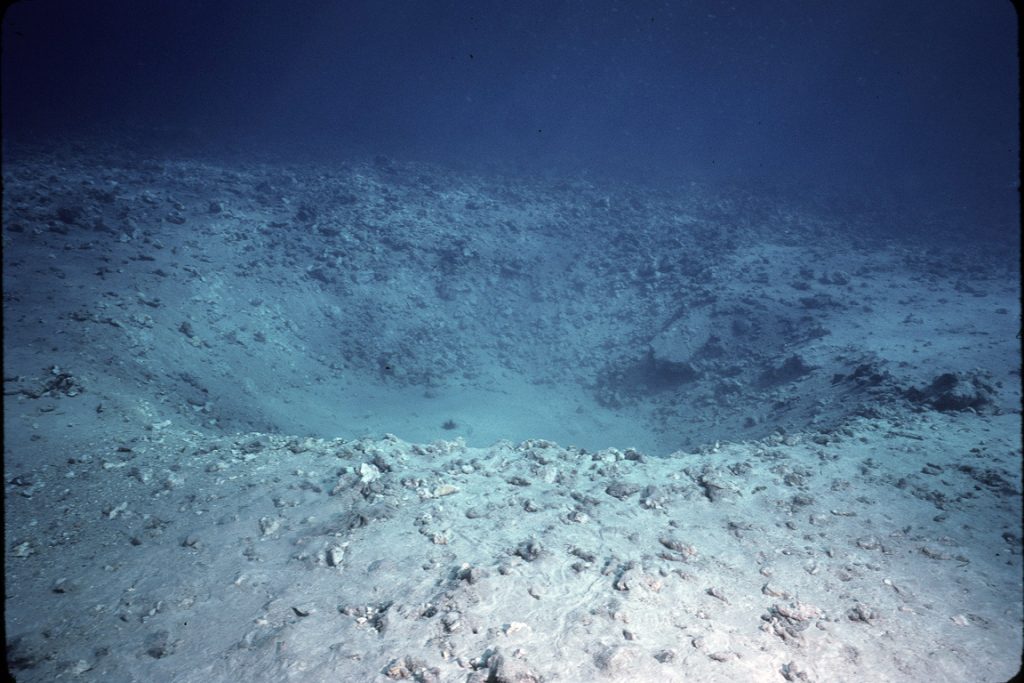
<box><xmin>707</xmin><ymin>586</ymin><xmax>729</xmax><ymax>603</ymax></box>
<box><xmin>758</xmin><ymin>354</ymin><xmax>815</xmax><ymax>387</ymax></box>
<box><xmin>292</xmin><ymin>603</ymin><xmax>316</xmax><ymax>617</ymax></box>
<box><xmin>358</xmin><ymin>462</ymin><xmax>381</xmax><ymax>483</ymax></box>
<box><xmin>51</xmin><ymin>577</ymin><xmax>79</xmax><ymax>593</ymax></box>
<box><xmin>904</xmin><ymin>371</ymin><xmax>996</xmax><ymax>412</ymax></box>
<box><xmin>781</xmin><ymin>661</ymin><xmax>813</xmax><ymax>681</ymax></box>
<box><xmin>327</xmin><ymin>546</ymin><xmax>345</xmax><ymax>567</ymax></box>
<box><xmin>958</xmin><ymin>465</ymin><xmax>1018</xmax><ymax>495</ymax></box>
<box><xmin>11</xmin><ymin>541</ymin><xmax>33</xmax><ymax>557</ymax></box>
<box><xmin>847</xmin><ymin>603</ymin><xmax>877</xmax><ymax>623</ymax></box>
<box><xmin>649</xmin><ymin>306</ymin><xmax>714</xmax><ymax>369</ymax></box>
<box><xmin>512</xmin><ymin>539</ymin><xmax>542</xmax><ymax>562</ymax></box>
<box><xmin>593</xmin><ymin>645</ymin><xmax>642</xmax><ymax>674</ymax></box>
<box><xmin>689</xmin><ymin>468</ymin><xmax>739</xmax><ymax>503</ymax></box>
<box><xmin>485</xmin><ymin>648</ymin><xmax>542</xmax><ymax>683</ymax></box>
<box><xmin>384</xmin><ymin>656</ymin><xmax>439</xmax><ymax>681</ymax></box>
<box><xmin>144</xmin><ymin>630</ymin><xmax>174</xmax><ymax>658</ymax></box>
<box><xmin>605</xmin><ymin>481</ymin><xmax>641</xmax><ymax>500</ymax></box>
<box><xmin>659</xmin><ymin>537</ymin><xmax>697</xmax><ymax>559</ymax></box>
<box><xmin>762</xmin><ymin>602</ymin><xmax>824</xmax><ymax>641</ymax></box>
<box><xmin>708</xmin><ymin>650</ymin><xmax>739</xmax><ymax>662</ymax></box>
<box><xmin>6</xmin><ymin>632</ymin><xmax>49</xmax><ymax>672</ymax></box>
<box><xmin>105</xmin><ymin>501</ymin><xmax>128</xmax><ymax>519</ymax></box>
<box><xmin>432</xmin><ymin>483</ymin><xmax>459</xmax><ymax>497</ymax></box>
<box><xmin>258</xmin><ymin>516</ymin><xmax>281</xmax><ymax>536</ymax></box>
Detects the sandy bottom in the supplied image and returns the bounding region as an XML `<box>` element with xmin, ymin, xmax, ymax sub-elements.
<box><xmin>5</xmin><ymin>408</ymin><xmax>1021</xmax><ymax>682</ymax></box>
<box><xmin>3</xmin><ymin>145</ymin><xmax>1021</xmax><ymax>682</ymax></box>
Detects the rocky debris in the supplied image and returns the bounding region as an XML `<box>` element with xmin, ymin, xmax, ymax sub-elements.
<box><xmin>3</xmin><ymin>410</ymin><xmax>1021</xmax><ymax>682</ymax></box>
<box><xmin>761</xmin><ymin>601</ymin><xmax>825</xmax><ymax>642</ymax></box>
<box><xmin>649</xmin><ymin>306</ymin><xmax>715</xmax><ymax>366</ymax></box>
<box><xmin>758</xmin><ymin>354</ymin><xmax>816</xmax><ymax>387</ymax></box>
<box><xmin>470</xmin><ymin>648</ymin><xmax>543</xmax><ymax>683</ymax></box>
<box><xmin>383</xmin><ymin>655</ymin><xmax>441</xmax><ymax>681</ymax></box>
<box><xmin>957</xmin><ymin>465</ymin><xmax>1019</xmax><ymax>496</ymax></box>
<box><xmin>143</xmin><ymin>630</ymin><xmax>175</xmax><ymax>659</ymax></box>
<box><xmin>831</xmin><ymin>361</ymin><xmax>892</xmax><ymax>388</ymax></box>
<box><xmin>846</xmin><ymin>603</ymin><xmax>878</xmax><ymax>624</ymax></box>
<box><xmin>2</xmin><ymin>142</ymin><xmax>1020</xmax><ymax>683</ymax></box>
<box><xmin>780</xmin><ymin>660</ymin><xmax>813</xmax><ymax>682</ymax></box>
<box><xmin>4</xmin><ymin>143</ymin><xmax>1018</xmax><ymax>455</ymax></box>
<box><xmin>604</xmin><ymin>481</ymin><xmax>642</xmax><ymax>500</ymax></box>
<box><xmin>904</xmin><ymin>371</ymin><xmax>997</xmax><ymax>412</ymax></box>
<box><xmin>512</xmin><ymin>539</ymin><xmax>543</xmax><ymax>562</ymax></box>
<box><xmin>6</xmin><ymin>366</ymin><xmax>83</xmax><ymax>399</ymax></box>
<box><xmin>686</xmin><ymin>465</ymin><xmax>741</xmax><ymax>503</ymax></box>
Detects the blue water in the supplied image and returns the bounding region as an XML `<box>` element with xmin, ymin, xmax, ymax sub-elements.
<box><xmin>2</xmin><ymin>0</ymin><xmax>1017</xmax><ymax>244</ymax></box>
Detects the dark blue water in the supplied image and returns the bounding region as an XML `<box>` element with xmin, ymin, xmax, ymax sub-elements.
<box><xmin>3</xmin><ymin>0</ymin><xmax>1018</xmax><ymax>245</ymax></box>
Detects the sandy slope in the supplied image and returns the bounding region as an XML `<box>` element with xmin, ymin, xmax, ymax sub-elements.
<box><xmin>3</xmin><ymin>142</ymin><xmax>1021</xmax><ymax>681</ymax></box>
<box><xmin>4</xmin><ymin>413</ymin><xmax>1021</xmax><ymax>682</ymax></box>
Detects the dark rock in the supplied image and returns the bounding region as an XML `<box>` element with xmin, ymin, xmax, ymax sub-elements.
<box><xmin>958</xmin><ymin>465</ymin><xmax>1019</xmax><ymax>495</ymax></box>
<box><xmin>605</xmin><ymin>481</ymin><xmax>641</xmax><ymax>500</ymax></box>
<box><xmin>512</xmin><ymin>539</ymin><xmax>542</xmax><ymax>562</ymax></box>
<box><xmin>904</xmin><ymin>371</ymin><xmax>996</xmax><ymax>412</ymax></box>
<box><xmin>488</xmin><ymin>650</ymin><xmax>542</xmax><ymax>683</ymax></box>
<box><xmin>649</xmin><ymin>307</ymin><xmax>713</xmax><ymax>366</ymax></box>
<box><xmin>593</xmin><ymin>645</ymin><xmax>641</xmax><ymax>674</ymax></box>
<box><xmin>6</xmin><ymin>633</ymin><xmax>50</xmax><ymax>671</ymax></box>
<box><xmin>144</xmin><ymin>630</ymin><xmax>173</xmax><ymax>658</ymax></box>
<box><xmin>758</xmin><ymin>354</ymin><xmax>815</xmax><ymax>387</ymax></box>
<box><xmin>57</xmin><ymin>205</ymin><xmax>83</xmax><ymax>224</ymax></box>
<box><xmin>799</xmin><ymin>293</ymin><xmax>843</xmax><ymax>309</ymax></box>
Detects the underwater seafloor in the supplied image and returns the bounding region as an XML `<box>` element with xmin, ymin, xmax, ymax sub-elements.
<box><xmin>4</xmin><ymin>140</ymin><xmax>1021</xmax><ymax>682</ymax></box>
